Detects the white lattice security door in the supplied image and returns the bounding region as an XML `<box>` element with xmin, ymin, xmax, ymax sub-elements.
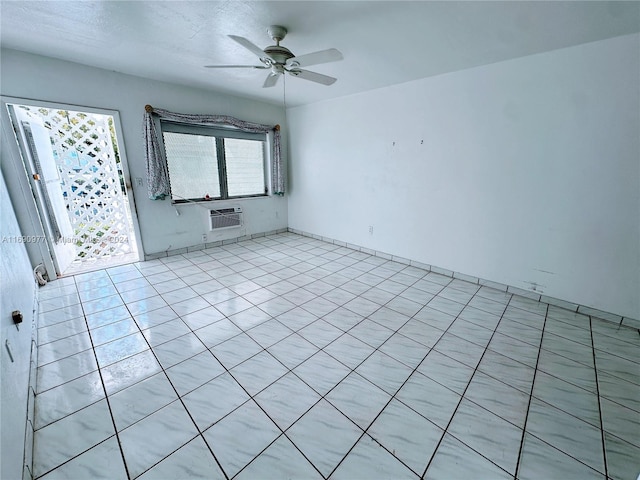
<box><xmin>15</xmin><ymin>105</ymin><xmax>138</xmax><ymax>268</ymax></box>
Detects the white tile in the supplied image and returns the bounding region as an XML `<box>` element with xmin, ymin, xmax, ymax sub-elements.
<box><xmin>119</xmin><ymin>400</ymin><xmax>199</xmax><ymax>478</ymax></box>
<box><xmin>464</xmin><ymin>371</ymin><xmax>530</xmax><ymax>428</ymax></box>
<box><xmin>301</xmin><ymin>296</ymin><xmax>340</xmax><ymax>317</ymax></box>
<box><xmin>274</xmin><ymin>307</ymin><xmax>319</xmax><ymax>331</ymax></box>
<box><xmin>599</xmin><ymin>398</ymin><xmax>640</xmax><ymax>448</ymax></box>
<box><xmin>39</xmin><ymin>304</ymin><xmax>85</xmax><ymax>327</ymax></box>
<box><xmin>532</xmin><ymin>371</ymin><xmax>601</xmax><ymax>427</ymax></box>
<box><xmin>203</xmin><ymin>400</ymin><xmax>281</xmax><ymax>477</ymax></box>
<box><xmin>297</xmin><ymin>319</ymin><xmax>343</xmax><ymax>348</ymax></box>
<box><xmin>396</xmin><ymin>319</ymin><xmax>444</xmax><ymax>348</ymax></box>
<box><xmin>331</xmin><ymin>433</ymin><xmax>420</xmax><ymax>479</ymax></box>
<box><xmin>230</xmin><ymin>351</ymin><xmax>288</xmax><ymax>395</ymax></box>
<box><xmin>396</xmin><ymin>372</ymin><xmax>460</xmax><ymax>429</ymax></box>
<box><xmin>324</xmin><ymin>333</ymin><xmax>374</xmax><ymax>369</ymax></box>
<box><xmin>127</xmin><ymin>295</ymin><xmax>169</xmax><ymax>316</ymax></box>
<box><xmin>38</xmin><ymin>316</ymin><xmax>87</xmax><ymax>345</ymax></box>
<box><xmin>369</xmin><ymin>306</ymin><xmax>410</xmax><ymax>330</ymax></box>
<box><xmin>427</xmin><ymin>296</ymin><xmax>465</xmax><ymax>317</ymax></box>
<box><xmin>137</xmin><ymin>436</ymin><xmax>225</xmax><ymax>480</ymax></box>
<box><xmin>142</xmin><ymin>318</ymin><xmax>192</xmax><ymax>346</ymax></box>
<box><xmin>227</xmin><ymin>306</ymin><xmax>272</xmax><ymax>330</ymax></box>
<box><xmin>209</xmin><ymin>333</ymin><xmax>263</xmax><ymax>369</ymax></box>
<box><xmin>517</xmin><ymin>433</ymin><xmax>604</xmax><ymax>480</ymax></box>
<box><xmin>255</xmin><ymin>373</ymin><xmax>321</xmax><ymax>430</ymax></box>
<box><xmin>38</xmin><ymin>292</ymin><xmax>81</xmax><ymax>313</ymax></box>
<box><xmin>38</xmin><ymin>437</ymin><xmax>127</xmax><ymax>480</ymax></box>
<box><xmin>447</xmin><ymin>399</ymin><xmax>522</xmax><ymax>474</ymax></box>
<box><xmin>160</xmin><ymin>286</ymin><xmax>199</xmax><ymax>305</ymax></box>
<box><xmin>413</xmin><ymin>306</ymin><xmax>455</xmax><ymax>331</ymax></box>
<box><xmin>35</xmin><ymin>371</ymin><xmax>104</xmax><ymax>429</ymax></box>
<box><xmin>286</xmin><ymin>399</ymin><xmax>362</xmax><ymax>477</ymax></box>
<box><xmin>82</xmin><ymin>294</ymin><xmax>124</xmax><ymax>315</ymax></box>
<box><xmin>109</xmin><ymin>372</ymin><xmax>179</xmax><ymax>431</ymax></box>
<box><xmin>183</xmin><ymin>373</ymin><xmax>250</xmax><ymax>431</ymax></box>
<box><xmin>368</xmin><ymin>399</ymin><xmax>443</xmax><ymax>475</ymax></box>
<box><xmin>343</xmin><ymin>296</ymin><xmax>380</xmax><ymax>317</ymax></box>
<box><xmin>33</xmin><ymin>400</ymin><xmax>115</xmax><ymax>477</ymax></box>
<box><xmin>267</xmin><ymin>333</ymin><xmax>319</xmax><ymax>369</ymax></box>
<box><xmin>171</xmin><ymin>296</ymin><xmax>211</xmax><ymax>316</ymax></box>
<box><xmin>195</xmin><ymin>319</ymin><xmax>242</xmax><ymax>348</ymax></box>
<box><xmin>525</xmin><ymin>398</ymin><xmax>605</xmax><ymax>474</ymax></box>
<box><xmin>214</xmin><ymin>296</ymin><xmax>254</xmax><ymax>316</ymax></box>
<box><xmin>416</xmin><ymin>350</ymin><xmax>474</xmax><ymax>395</ymax></box>
<box><xmin>165</xmin><ymin>350</ymin><xmax>226</xmax><ymax>396</ymax></box>
<box><xmin>348</xmin><ymin>319</ymin><xmax>394</xmax><ymax>348</ymax></box>
<box><xmin>37</xmin><ymin>349</ymin><xmax>98</xmax><ymax>393</ymax></box>
<box><xmin>257</xmin><ymin>296</ymin><xmax>297</xmax><ymax>316</ymax></box>
<box><xmin>355</xmin><ymin>351</ymin><xmax>413</xmax><ymax>396</ymax></box>
<box><xmin>604</xmin><ymin>432</ymin><xmax>640</xmax><ymax>480</ymax></box>
<box><xmin>293</xmin><ymin>351</ymin><xmax>351</xmax><ymax>396</ymax></box>
<box><xmin>447</xmin><ymin>318</ymin><xmax>494</xmax><ymax>348</ymax></box>
<box><xmin>326</xmin><ymin>372</ymin><xmax>391</xmax><ymax>430</ymax></box>
<box><xmin>94</xmin><ymin>332</ymin><xmax>149</xmax><ymax>367</ymax></box>
<box><xmin>90</xmin><ymin>317</ymin><xmax>140</xmax><ymax>346</ymax></box>
<box><xmin>379</xmin><ymin>333</ymin><xmax>431</xmax><ymax>369</ymax></box>
<box><xmin>246</xmin><ymin>319</ymin><xmax>294</xmax><ymax>348</ymax></box>
<box><xmin>234</xmin><ymin>435</ymin><xmax>321</xmax><ymax>480</ymax></box>
<box><xmin>425</xmin><ymin>433</ymin><xmax>512</xmax><ymax>480</ymax></box>
<box><xmin>101</xmin><ymin>349</ymin><xmax>162</xmax><ymax>395</ymax></box>
<box><xmin>180</xmin><ymin>306</ymin><xmax>225</xmax><ymax>330</ymax></box>
<box><xmin>37</xmin><ymin>331</ymin><xmax>92</xmax><ymax>366</ymax></box>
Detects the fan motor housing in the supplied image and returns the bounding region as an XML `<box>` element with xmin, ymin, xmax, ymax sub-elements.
<box><xmin>264</xmin><ymin>45</ymin><xmax>294</xmax><ymax>64</ymax></box>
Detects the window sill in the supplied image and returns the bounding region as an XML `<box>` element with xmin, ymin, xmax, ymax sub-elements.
<box><xmin>171</xmin><ymin>194</ymin><xmax>269</xmax><ymax>205</ymax></box>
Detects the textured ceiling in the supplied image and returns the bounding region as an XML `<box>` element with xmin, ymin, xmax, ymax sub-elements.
<box><xmin>1</xmin><ymin>1</ymin><xmax>639</xmax><ymax>106</ymax></box>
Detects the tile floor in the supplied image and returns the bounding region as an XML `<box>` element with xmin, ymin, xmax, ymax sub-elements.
<box><xmin>33</xmin><ymin>233</ymin><xmax>639</xmax><ymax>479</ymax></box>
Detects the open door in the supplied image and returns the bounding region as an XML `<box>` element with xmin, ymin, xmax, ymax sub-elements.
<box><xmin>8</xmin><ymin>106</ymin><xmax>76</xmax><ymax>276</ymax></box>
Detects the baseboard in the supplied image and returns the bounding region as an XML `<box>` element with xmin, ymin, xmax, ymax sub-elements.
<box><xmin>287</xmin><ymin>228</ymin><xmax>639</xmax><ymax>330</ymax></box>
<box><xmin>143</xmin><ymin>228</ymin><xmax>289</xmax><ymax>261</ymax></box>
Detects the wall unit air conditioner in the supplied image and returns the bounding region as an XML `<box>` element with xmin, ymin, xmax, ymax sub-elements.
<box><xmin>209</xmin><ymin>206</ymin><xmax>243</xmax><ymax>231</ymax></box>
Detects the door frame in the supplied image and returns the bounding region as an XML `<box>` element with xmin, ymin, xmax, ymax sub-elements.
<box><xmin>1</xmin><ymin>96</ymin><xmax>144</xmax><ymax>278</ymax></box>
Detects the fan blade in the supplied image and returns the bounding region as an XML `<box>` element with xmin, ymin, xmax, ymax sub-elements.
<box><xmin>288</xmin><ymin>69</ymin><xmax>337</xmax><ymax>86</ymax></box>
<box><xmin>287</xmin><ymin>48</ymin><xmax>343</xmax><ymax>68</ymax></box>
<box><xmin>204</xmin><ymin>65</ymin><xmax>268</xmax><ymax>69</ymax></box>
<box><xmin>263</xmin><ymin>73</ymin><xmax>280</xmax><ymax>88</ymax></box>
<box><xmin>228</xmin><ymin>35</ymin><xmax>273</xmax><ymax>61</ymax></box>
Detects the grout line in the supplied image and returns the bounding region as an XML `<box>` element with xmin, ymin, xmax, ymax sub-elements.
<box><xmin>190</xmin><ymin>236</ymin><xmax>429</xmax><ymax>477</ymax></box>
<box><xmin>34</xmin><ymin>232</ymin><xmax>633</xmax><ymax>479</ymax></box>
<box><xmin>419</xmin><ymin>290</ymin><xmax>514</xmax><ymax>479</ymax></box>
<box><xmin>70</xmin><ymin>275</ymin><xmax>132</xmax><ymax>480</ymax></box>
<box><xmin>589</xmin><ymin>315</ymin><xmax>609</xmax><ymax>478</ymax></box>
<box><xmin>513</xmin><ymin>302</ymin><xmax>549</xmax><ymax>478</ymax></box>
<box><xmin>105</xmin><ymin>277</ymin><xmax>233</xmax><ymax>480</ymax></box>
<box><xmin>325</xmin><ymin>281</ymin><xmax>457</xmax><ymax>478</ymax></box>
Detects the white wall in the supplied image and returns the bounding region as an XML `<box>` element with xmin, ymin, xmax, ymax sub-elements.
<box><xmin>1</xmin><ymin>169</ymin><xmax>36</xmax><ymax>480</ymax></box>
<box><xmin>287</xmin><ymin>34</ymin><xmax>640</xmax><ymax>320</ymax></box>
<box><xmin>0</xmin><ymin>49</ymin><xmax>288</xmax><ymax>256</ymax></box>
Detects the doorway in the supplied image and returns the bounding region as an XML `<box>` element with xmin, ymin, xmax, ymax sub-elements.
<box><xmin>5</xmin><ymin>100</ymin><xmax>141</xmax><ymax>277</ymax></box>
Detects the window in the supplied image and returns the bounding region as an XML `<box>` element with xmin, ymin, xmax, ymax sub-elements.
<box><xmin>161</xmin><ymin>121</ymin><xmax>267</xmax><ymax>203</ymax></box>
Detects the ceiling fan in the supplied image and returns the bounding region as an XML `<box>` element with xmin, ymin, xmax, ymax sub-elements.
<box><xmin>205</xmin><ymin>25</ymin><xmax>343</xmax><ymax>88</ymax></box>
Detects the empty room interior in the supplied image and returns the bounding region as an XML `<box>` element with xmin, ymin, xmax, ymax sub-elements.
<box><xmin>1</xmin><ymin>1</ymin><xmax>639</xmax><ymax>479</ymax></box>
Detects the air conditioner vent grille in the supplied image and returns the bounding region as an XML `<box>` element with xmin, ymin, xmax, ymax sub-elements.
<box><xmin>209</xmin><ymin>207</ymin><xmax>242</xmax><ymax>230</ymax></box>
